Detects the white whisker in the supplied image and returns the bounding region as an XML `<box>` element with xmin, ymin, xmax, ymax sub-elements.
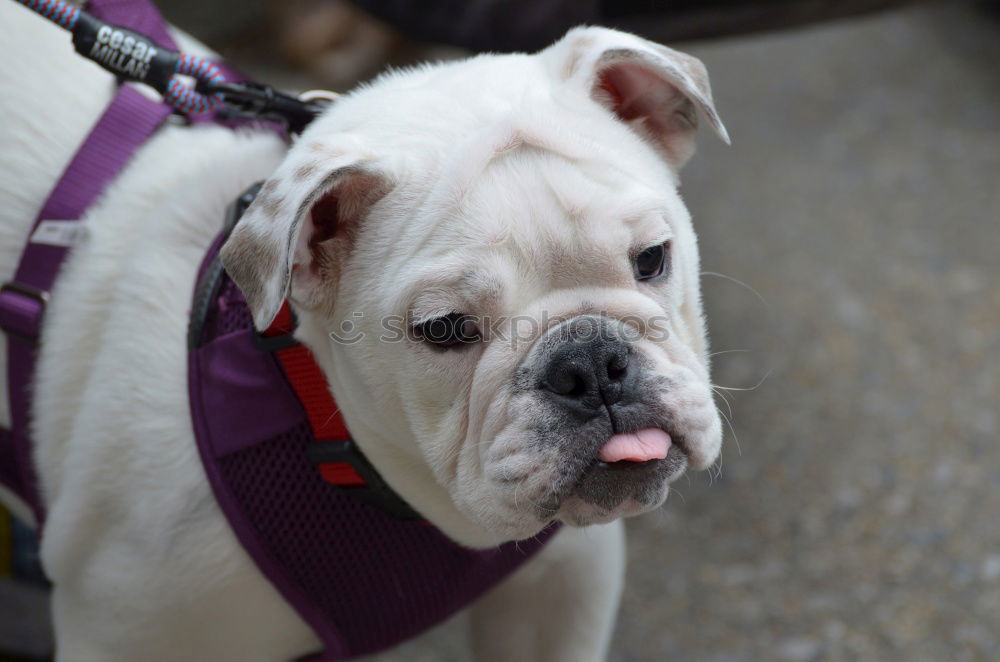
<box><xmin>709</xmin><ymin>348</ymin><xmax>751</xmax><ymax>359</ymax></box>
<box><xmin>701</xmin><ymin>270</ymin><xmax>768</xmax><ymax>307</ymax></box>
<box><xmin>717</xmin><ymin>406</ymin><xmax>742</xmax><ymax>457</ymax></box>
<box><xmin>712</xmin><ymin>386</ymin><xmax>734</xmax><ymax>419</ymax></box>
<box><xmin>713</xmin><ymin>366</ymin><xmax>773</xmax><ymax>393</ymax></box>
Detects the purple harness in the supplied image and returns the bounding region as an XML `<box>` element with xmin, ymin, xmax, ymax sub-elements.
<box><xmin>190</xmin><ymin>203</ymin><xmax>557</xmax><ymax>661</ymax></box>
<box><xmin>0</xmin><ymin>1</ymin><xmax>556</xmax><ymax>659</ymax></box>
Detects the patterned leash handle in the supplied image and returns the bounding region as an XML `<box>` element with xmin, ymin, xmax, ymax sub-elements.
<box><xmin>16</xmin><ymin>0</ymin><xmax>225</xmax><ymax>115</ymax></box>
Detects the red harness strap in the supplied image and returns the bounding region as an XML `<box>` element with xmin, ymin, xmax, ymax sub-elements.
<box><xmin>263</xmin><ymin>303</ymin><xmax>364</xmax><ymax>487</ymax></box>
<box><xmin>261</xmin><ymin>303</ymin><xmax>421</xmax><ymax>519</ymax></box>
<box><xmin>264</xmin><ymin>301</ymin><xmax>366</xmax><ymax>487</ymax></box>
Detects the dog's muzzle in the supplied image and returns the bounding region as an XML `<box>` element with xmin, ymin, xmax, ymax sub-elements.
<box><xmin>506</xmin><ymin>315</ymin><xmax>686</xmax><ymax>520</ymax></box>
<box><xmin>537</xmin><ymin>320</ymin><xmax>635</xmax><ymax>417</ymax></box>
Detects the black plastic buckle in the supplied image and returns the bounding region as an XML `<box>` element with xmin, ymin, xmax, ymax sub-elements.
<box><xmin>307</xmin><ymin>440</ymin><xmax>423</xmax><ymax>521</ymax></box>
<box><xmin>253</xmin><ymin>330</ymin><xmax>300</xmax><ymax>352</ymax></box>
<box><xmin>198</xmin><ymin>81</ymin><xmax>329</xmax><ymax>135</ymax></box>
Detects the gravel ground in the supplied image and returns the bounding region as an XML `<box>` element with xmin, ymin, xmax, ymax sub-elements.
<box><xmin>616</xmin><ymin>4</ymin><xmax>999</xmax><ymax>660</ymax></box>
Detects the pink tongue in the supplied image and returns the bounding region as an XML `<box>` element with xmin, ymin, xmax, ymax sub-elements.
<box><xmin>598</xmin><ymin>428</ymin><xmax>671</xmax><ymax>463</ymax></box>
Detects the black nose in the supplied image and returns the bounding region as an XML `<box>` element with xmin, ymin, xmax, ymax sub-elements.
<box><xmin>539</xmin><ymin>332</ymin><xmax>632</xmax><ymax>412</ymax></box>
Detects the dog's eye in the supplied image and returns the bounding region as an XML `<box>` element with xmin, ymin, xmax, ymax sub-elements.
<box><xmin>413</xmin><ymin>313</ymin><xmax>480</xmax><ymax>349</ymax></box>
<box><xmin>633</xmin><ymin>241</ymin><xmax>670</xmax><ymax>281</ymax></box>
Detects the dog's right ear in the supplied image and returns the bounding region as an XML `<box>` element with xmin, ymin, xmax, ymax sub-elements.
<box><xmin>221</xmin><ymin>150</ymin><xmax>391</xmax><ymax>330</ymax></box>
<box><xmin>543</xmin><ymin>26</ymin><xmax>729</xmax><ymax>169</ymax></box>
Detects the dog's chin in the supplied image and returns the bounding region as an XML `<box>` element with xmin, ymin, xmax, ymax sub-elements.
<box><xmin>556</xmin><ymin>445</ymin><xmax>688</xmax><ymax>526</ymax></box>
<box><xmin>472</xmin><ymin>446</ymin><xmax>688</xmax><ymax>539</ymax></box>
<box><xmin>479</xmin><ymin>418</ymin><xmax>702</xmax><ymax>537</ymax></box>
<box><xmin>558</xmin><ymin>495</ymin><xmax>661</xmax><ymax>526</ymax></box>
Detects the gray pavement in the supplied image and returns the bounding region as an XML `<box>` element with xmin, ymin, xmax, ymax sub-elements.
<box><xmin>618</xmin><ymin>4</ymin><xmax>999</xmax><ymax>660</ymax></box>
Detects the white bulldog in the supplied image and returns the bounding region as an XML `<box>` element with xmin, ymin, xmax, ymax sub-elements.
<box><xmin>0</xmin><ymin>3</ymin><xmax>727</xmax><ymax>660</ymax></box>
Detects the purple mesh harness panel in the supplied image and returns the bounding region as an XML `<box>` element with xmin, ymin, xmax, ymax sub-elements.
<box><xmin>190</xmin><ymin>252</ymin><xmax>559</xmax><ymax>661</ymax></box>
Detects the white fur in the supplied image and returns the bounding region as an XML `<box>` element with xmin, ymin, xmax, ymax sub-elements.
<box><xmin>0</xmin><ymin>3</ymin><xmax>725</xmax><ymax>659</ymax></box>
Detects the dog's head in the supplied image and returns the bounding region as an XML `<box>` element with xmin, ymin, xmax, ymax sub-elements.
<box><xmin>222</xmin><ymin>27</ymin><xmax>729</xmax><ymax>544</ymax></box>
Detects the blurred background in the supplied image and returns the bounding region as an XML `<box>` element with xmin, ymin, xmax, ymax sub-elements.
<box><xmin>2</xmin><ymin>0</ymin><xmax>998</xmax><ymax>660</ymax></box>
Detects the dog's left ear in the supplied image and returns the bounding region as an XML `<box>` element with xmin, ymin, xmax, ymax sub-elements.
<box><xmin>221</xmin><ymin>148</ymin><xmax>392</xmax><ymax>330</ymax></box>
<box><xmin>544</xmin><ymin>26</ymin><xmax>730</xmax><ymax>169</ymax></box>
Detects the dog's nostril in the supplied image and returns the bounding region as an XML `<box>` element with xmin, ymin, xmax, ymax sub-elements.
<box><xmin>606</xmin><ymin>352</ymin><xmax>629</xmax><ymax>383</ymax></box>
<box><xmin>545</xmin><ymin>359</ymin><xmax>591</xmax><ymax>398</ymax></box>
<box><xmin>564</xmin><ymin>375</ymin><xmax>589</xmax><ymax>398</ymax></box>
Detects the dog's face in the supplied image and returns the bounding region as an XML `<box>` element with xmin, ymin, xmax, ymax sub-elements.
<box><xmin>222</xmin><ymin>27</ymin><xmax>729</xmax><ymax>543</ymax></box>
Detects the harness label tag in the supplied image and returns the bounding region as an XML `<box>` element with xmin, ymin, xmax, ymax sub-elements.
<box><xmin>30</xmin><ymin>220</ymin><xmax>87</xmax><ymax>248</ymax></box>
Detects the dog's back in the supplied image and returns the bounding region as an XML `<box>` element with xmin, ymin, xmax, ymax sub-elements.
<box><xmin>0</xmin><ymin>0</ymin><xmax>283</xmax><ymax>507</ymax></box>
<box><xmin>0</xmin><ymin>2</ymin><xmax>112</xmax><ymax>262</ymax></box>
<box><xmin>0</xmin><ymin>1</ymin><xmax>113</xmax><ymax>521</ymax></box>
<box><xmin>0</xmin><ymin>6</ymin><xmax>322</xmax><ymax>658</ymax></box>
